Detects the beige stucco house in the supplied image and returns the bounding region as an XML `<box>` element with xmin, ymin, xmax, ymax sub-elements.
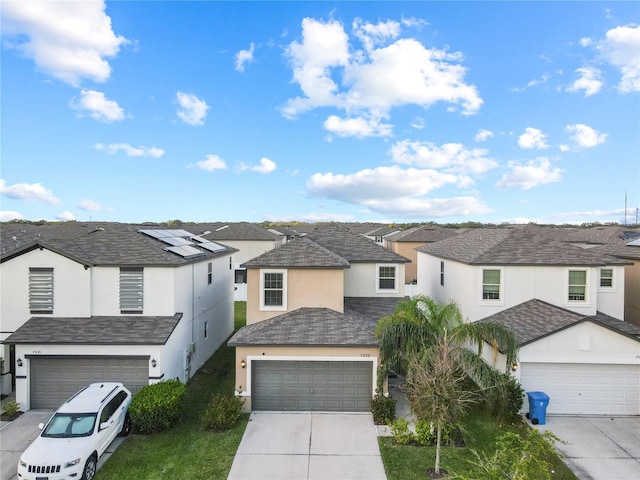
<box><xmin>228</xmin><ymin>226</ymin><xmax>410</xmax><ymax>412</ymax></box>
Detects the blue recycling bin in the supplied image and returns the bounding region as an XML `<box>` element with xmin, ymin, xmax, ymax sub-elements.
<box><xmin>526</xmin><ymin>391</ymin><xmax>550</xmax><ymax>425</ymax></box>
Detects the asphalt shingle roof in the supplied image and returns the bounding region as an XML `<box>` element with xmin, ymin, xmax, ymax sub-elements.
<box><xmin>1</xmin><ymin>222</ymin><xmax>236</xmax><ymax>266</ymax></box>
<box><xmin>227</xmin><ymin>307</ymin><xmax>378</xmax><ymax>347</ymax></box>
<box><xmin>5</xmin><ymin>314</ymin><xmax>183</xmax><ymax>345</ymax></box>
<box><xmin>307</xmin><ymin>225</ymin><xmax>410</xmax><ymax>264</ymax></box>
<box><xmin>242</xmin><ymin>236</ymin><xmax>351</xmax><ymax>269</ymax></box>
<box><xmin>192</xmin><ymin>222</ymin><xmax>283</xmax><ymax>241</ymax></box>
<box><xmin>478</xmin><ymin>299</ymin><xmax>640</xmax><ymax>346</ymax></box>
<box><xmin>387</xmin><ymin>225</ymin><xmax>461</xmax><ymax>243</ymax></box>
<box><xmin>417</xmin><ymin>227</ymin><xmax>629</xmax><ymax>266</ymax></box>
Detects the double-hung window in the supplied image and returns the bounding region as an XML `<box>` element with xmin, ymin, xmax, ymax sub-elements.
<box><xmin>568</xmin><ymin>270</ymin><xmax>587</xmax><ymax>301</ymax></box>
<box><xmin>261</xmin><ymin>270</ymin><xmax>286</xmax><ymax>310</ymax></box>
<box><xmin>482</xmin><ymin>269</ymin><xmax>501</xmax><ymax>300</ymax></box>
<box><xmin>599</xmin><ymin>268</ymin><xmax>613</xmax><ymax>288</ymax></box>
<box><xmin>120</xmin><ymin>267</ymin><xmax>144</xmax><ymax>313</ymax></box>
<box><xmin>29</xmin><ymin>267</ymin><xmax>54</xmax><ymax>314</ymax></box>
<box><xmin>376</xmin><ymin>264</ymin><xmax>398</xmax><ymax>293</ymax></box>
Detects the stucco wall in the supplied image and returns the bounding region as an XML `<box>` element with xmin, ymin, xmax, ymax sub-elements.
<box><xmin>344</xmin><ymin>263</ymin><xmax>405</xmax><ymax>297</ymax></box>
<box><xmin>624</xmin><ymin>260</ymin><xmax>640</xmax><ymax>326</ymax></box>
<box><xmin>390</xmin><ymin>242</ymin><xmax>421</xmax><ymax>284</ymax></box>
<box><xmin>245</xmin><ymin>268</ymin><xmax>345</xmax><ymax>324</ymax></box>
<box><xmin>233</xmin><ymin>345</ymin><xmax>380</xmax><ymax>411</ymax></box>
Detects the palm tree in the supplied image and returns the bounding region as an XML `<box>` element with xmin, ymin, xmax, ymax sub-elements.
<box><xmin>376</xmin><ymin>295</ymin><xmax>520</xmax><ymax>476</ymax></box>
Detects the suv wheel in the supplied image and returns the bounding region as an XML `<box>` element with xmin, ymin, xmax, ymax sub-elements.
<box><xmin>82</xmin><ymin>455</ymin><xmax>97</xmax><ymax>480</ymax></box>
<box><xmin>119</xmin><ymin>413</ymin><xmax>132</xmax><ymax>437</ymax></box>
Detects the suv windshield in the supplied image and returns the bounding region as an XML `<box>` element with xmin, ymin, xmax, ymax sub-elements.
<box><xmin>42</xmin><ymin>413</ymin><xmax>97</xmax><ymax>438</ymax></box>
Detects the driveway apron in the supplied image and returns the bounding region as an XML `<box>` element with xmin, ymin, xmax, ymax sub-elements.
<box><xmin>534</xmin><ymin>416</ymin><xmax>640</xmax><ymax>480</ymax></box>
<box><xmin>227</xmin><ymin>412</ymin><xmax>386</xmax><ymax>480</ymax></box>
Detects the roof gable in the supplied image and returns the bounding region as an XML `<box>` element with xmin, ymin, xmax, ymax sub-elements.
<box><xmin>307</xmin><ymin>226</ymin><xmax>409</xmax><ymax>263</ymax></box>
<box><xmin>242</xmin><ymin>236</ymin><xmax>350</xmax><ymax>269</ymax></box>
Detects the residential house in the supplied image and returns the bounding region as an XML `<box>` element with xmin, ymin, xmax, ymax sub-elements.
<box><xmin>415</xmin><ymin>226</ymin><xmax>640</xmax><ymax>415</ymax></box>
<box><xmin>228</xmin><ymin>225</ymin><xmax>410</xmax><ymax>412</ymax></box>
<box><xmin>193</xmin><ymin>222</ymin><xmax>285</xmax><ymax>301</ymax></box>
<box><xmin>1</xmin><ymin>222</ymin><xmax>236</xmax><ymax>410</ymax></box>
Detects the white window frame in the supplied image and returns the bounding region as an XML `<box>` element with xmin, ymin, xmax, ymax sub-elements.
<box><xmin>479</xmin><ymin>267</ymin><xmax>504</xmax><ymax>304</ymax></box>
<box><xmin>207</xmin><ymin>262</ymin><xmax>213</xmax><ymax>285</ymax></box>
<box><xmin>566</xmin><ymin>268</ymin><xmax>589</xmax><ymax>304</ymax></box>
<box><xmin>597</xmin><ymin>267</ymin><xmax>615</xmax><ymax>291</ymax></box>
<box><xmin>29</xmin><ymin>267</ymin><xmax>54</xmax><ymax>314</ymax></box>
<box><xmin>440</xmin><ymin>261</ymin><xmax>445</xmax><ymax>287</ymax></box>
<box><xmin>259</xmin><ymin>269</ymin><xmax>287</xmax><ymax>311</ymax></box>
<box><xmin>120</xmin><ymin>267</ymin><xmax>144</xmax><ymax>314</ymax></box>
<box><xmin>376</xmin><ymin>264</ymin><xmax>399</xmax><ymax>293</ymax></box>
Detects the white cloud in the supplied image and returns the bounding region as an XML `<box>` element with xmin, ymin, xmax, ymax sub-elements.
<box><xmin>360</xmin><ymin>196</ymin><xmax>492</xmax><ymax>218</ymax></box>
<box><xmin>324</xmin><ymin>114</ymin><xmax>393</xmax><ymax>138</ymax></box>
<box><xmin>496</xmin><ymin>158</ymin><xmax>563</xmax><ymax>190</ymax></box>
<box><xmin>56</xmin><ymin>210</ymin><xmax>75</xmax><ymax>221</ymax></box>
<box><xmin>0</xmin><ymin>211</ymin><xmax>24</xmax><ymax>221</ymax></box>
<box><xmin>0</xmin><ymin>179</ymin><xmax>61</xmax><ymax>204</ymax></box>
<box><xmin>410</xmin><ymin>117</ymin><xmax>425</xmax><ymax>130</ymax></box>
<box><xmin>518</xmin><ymin>127</ymin><xmax>549</xmax><ymax>149</ymax></box>
<box><xmin>196</xmin><ymin>154</ymin><xmax>227</xmax><ymax>172</ymax></box>
<box><xmin>235</xmin><ymin>42</ymin><xmax>255</xmax><ymax>72</ymax></box>
<box><xmin>475</xmin><ymin>129</ymin><xmax>494</xmax><ymax>142</ymax></box>
<box><xmin>71</xmin><ymin>89</ymin><xmax>125</xmax><ymax>122</ymax></box>
<box><xmin>1</xmin><ymin>0</ymin><xmax>127</xmax><ymax>86</ymax></box>
<box><xmin>566</xmin><ymin>123</ymin><xmax>607</xmax><ymax>148</ymax></box>
<box><xmin>240</xmin><ymin>157</ymin><xmax>277</xmax><ymax>174</ymax></box>
<box><xmin>390</xmin><ymin>140</ymin><xmax>498</xmax><ymax>175</ymax></box>
<box><xmin>176</xmin><ymin>92</ymin><xmax>210</xmax><ymax>126</ymax></box>
<box><xmin>282</xmin><ymin>17</ymin><xmax>482</xmax><ymax>137</ymax></box>
<box><xmin>95</xmin><ymin>143</ymin><xmax>164</xmax><ymax>157</ymax></box>
<box><xmin>566</xmin><ymin>66</ymin><xmax>603</xmax><ymax>96</ymax></box>
<box><xmin>78</xmin><ymin>199</ymin><xmax>106</xmax><ymax>212</ymax></box>
<box><xmin>596</xmin><ymin>24</ymin><xmax>640</xmax><ymax>92</ymax></box>
<box><xmin>512</xmin><ymin>73</ymin><xmax>550</xmax><ymax>92</ymax></box>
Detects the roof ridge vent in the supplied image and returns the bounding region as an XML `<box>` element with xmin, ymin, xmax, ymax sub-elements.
<box><xmin>215</xmin><ymin>225</ymin><xmax>229</xmax><ymax>231</ymax></box>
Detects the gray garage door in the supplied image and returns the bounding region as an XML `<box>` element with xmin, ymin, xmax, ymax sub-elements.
<box><xmin>30</xmin><ymin>356</ymin><xmax>149</xmax><ymax>409</ymax></box>
<box><xmin>252</xmin><ymin>360</ymin><xmax>373</xmax><ymax>412</ymax></box>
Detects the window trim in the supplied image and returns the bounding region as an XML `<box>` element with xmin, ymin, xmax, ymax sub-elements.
<box><xmin>376</xmin><ymin>264</ymin><xmax>399</xmax><ymax>293</ymax></box>
<box><xmin>207</xmin><ymin>262</ymin><xmax>213</xmax><ymax>285</ymax></box>
<box><xmin>480</xmin><ymin>267</ymin><xmax>503</xmax><ymax>304</ymax></box>
<box><xmin>259</xmin><ymin>269</ymin><xmax>287</xmax><ymax>311</ymax></box>
<box><xmin>597</xmin><ymin>267</ymin><xmax>615</xmax><ymax>291</ymax></box>
<box><xmin>440</xmin><ymin>261</ymin><xmax>445</xmax><ymax>287</ymax></box>
<box><xmin>29</xmin><ymin>267</ymin><xmax>54</xmax><ymax>314</ymax></box>
<box><xmin>120</xmin><ymin>267</ymin><xmax>144</xmax><ymax>314</ymax></box>
<box><xmin>566</xmin><ymin>268</ymin><xmax>589</xmax><ymax>304</ymax></box>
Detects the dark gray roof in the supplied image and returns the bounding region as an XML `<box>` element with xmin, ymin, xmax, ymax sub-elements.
<box><xmin>1</xmin><ymin>222</ymin><xmax>237</xmax><ymax>266</ymax></box>
<box><xmin>417</xmin><ymin>227</ymin><xmax>629</xmax><ymax>266</ymax></box>
<box><xmin>387</xmin><ymin>225</ymin><xmax>461</xmax><ymax>243</ymax></box>
<box><xmin>344</xmin><ymin>296</ymin><xmax>406</xmax><ymax>322</ymax></box>
<box><xmin>227</xmin><ymin>307</ymin><xmax>378</xmax><ymax>347</ymax></box>
<box><xmin>307</xmin><ymin>226</ymin><xmax>410</xmax><ymax>264</ymax></box>
<box><xmin>193</xmin><ymin>222</ymin><xmax>282</xmax><ymax>241</ymax></box>
<box><xmin>242</xmin><ymin>237</ymin><xmax>350</xmax><ymax>269</ymax></box>
<box><xmin>478</xmin><ymin>299</ymin><xmax>640</xmax><ymax>346</ymax></box>
<box><xmin>5</xmin><ymin>314</ymin><xmax>183</xmax><ymax>345</ymax></box>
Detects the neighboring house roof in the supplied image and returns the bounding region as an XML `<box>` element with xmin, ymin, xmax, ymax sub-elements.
<box><xmin>227</xmin><ymin>307</ymin><xmax>378</xmax><ymax>347</ymax></box>
<box><xmin>241</xmin><ymin>236</ymin><xmax>350</xmax><ymax>269</ymax></box>
<box><xmin>5</xmin><ymin>313</ymin><xmax>183</xmax><ymax>345</ymax></box>
<box><xmin>363</xmin><ymin>225</ymin><xmax>399</xmax><ymax>237</ymax></box>
<box><xmin>416</xmin><ymin>226</ymin><xmax>629</xmax><ymax>266</ymax></box>
<box><xmin>193</xmin><ymin>222</ymin><xmax>282</xmax><ymax>241</ymax></box>
<box><xmin>344</xmin><ymin>296</ymin><xmax>406</xmax><ymax>322</ymax></box>
<box><xmin>478</xmin><ymin>299</ymin><xmax>640</xmax><ymax>347</ymax></box>
<box><xmin>307</xmin><ymin>225</ymin><xmax>410</xmax><ymax>264</ymax></box>
<box><xmin>0</xmin><ymin>222</ymin><xmax>237</xmax><ymax>266</ymax></box>
<box><xmin>387</xmin><ymin>225</ymin><xmax>461</xmax><ymax>243</ymax></box>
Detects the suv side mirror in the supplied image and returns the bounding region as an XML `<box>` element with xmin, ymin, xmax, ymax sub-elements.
<box><xmin>99</xmin><ymin>422</ymin><xmax>110</xmax><ymax>431</ymax></box>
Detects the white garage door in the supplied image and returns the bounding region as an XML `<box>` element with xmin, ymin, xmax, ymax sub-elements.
<box><xmin>520</xmin><ymin>363</ymin><xmax>640</xmax><ymax>415</ymax></box>
<box><xmin>30</xmin><ymin>356</ymin><xmax>149</xmax><ymax>409</ymax></box>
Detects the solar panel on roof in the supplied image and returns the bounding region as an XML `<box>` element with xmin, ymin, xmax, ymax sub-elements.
<box><xmin>199</xmin><ymin>242</ymin><xmax>226</xmax><ymax>253</ymax></box>
<box><xmin>189</xmin><ymin>234</ymin><xmax>209</xmax><ymax>243</ymax></box>
<box><xmin>139</xmin><ymin>229</ymin><xmax>166</xmax><ymax>239</ymax></box>
<box><xmin>161</xmin><ymin>236</ymin><xmax>194</xmax><ymax>246</ymax></box>
<box><xmin>165</xmin><ymin>245</ymin><xmax>204</xmax><ymax>258</ymax></box>
<box><xmin>627</xmin><ymin>238</ymin><xmax>640</xmax><ymax>246</ymax></box>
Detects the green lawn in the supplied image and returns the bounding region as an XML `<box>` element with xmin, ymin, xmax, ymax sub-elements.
<box><xmin>95</xmin><ymin>302</ymin><xmax>248</xmax><ymax>480</ymax></box>
<box><xmin>98</xmin><ymin>301</ymin><xmax>574</xmax><ymax>480</ymax></box>
<box><xmin>379</xmin><ymin>411</ymin><xmax>577</xmax><ymax>480</ymax></box>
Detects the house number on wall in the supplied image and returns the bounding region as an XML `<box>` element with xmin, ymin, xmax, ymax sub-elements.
<box><xmin>360</xmin><ymin>353</ymin><xmax>370</xmax><ymax>357</ymax></box>
<box><xmin>32</xmin><ymin>350</ymin><xmax>43</xmax><ymax>354</ymax></box>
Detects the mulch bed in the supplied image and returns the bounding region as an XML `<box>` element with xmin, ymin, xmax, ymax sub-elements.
<box><xmin>1</xmin><ymin>411</ymin><xmax>24</xmax><ymax>421</ymax></box>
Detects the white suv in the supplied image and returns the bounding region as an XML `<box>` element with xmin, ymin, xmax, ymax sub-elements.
<box><xmin>18</xmin><ymin>382</ymin><xmax>132</xmax><ymax>480</ymax></box>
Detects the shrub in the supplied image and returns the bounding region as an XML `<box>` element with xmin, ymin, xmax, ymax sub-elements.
<box><xmin>201</xmin><ymin>393</ymin><xmax>244</xmax><ymax>431</ymax></box>
<box><xmin>390</xmin><ymin>417</ymin><xmax>414</xmax><ymax>445</ymax></box>
<box><xmin>371</xmin><ymin>394</ymin><xmax>396</xmax><ymax>425</ymax></box>
<box><xmin>414</xmin><ymin>420</ymin><xmax>436</xmax><ymax>446</ymax></box>
<box><xmin>3</xmin><ymin>401</ymin><xmax>20</xmax><ymax>417</ymax></box>
<box><xmin>485</xmin><ymin>372</ymin><xmax>525</xmax><ymax>420</ymax></box>
<box><xmin>129</xmin><ymin>379</ymin><xmax>186</xmax><ymax>434</ymax></box>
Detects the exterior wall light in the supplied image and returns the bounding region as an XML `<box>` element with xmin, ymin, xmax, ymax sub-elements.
<box><xmin>511</xmin><ymin>363</ymin><xmax>518</xmax><ymax>372</ymax></box>
<box><xmin>17</xmin><ymin>358</ymin><xmax>23</xmax><ymax>367</ymax></box>
<box><xmin>240</xmin><ymin>359</ymin><xmax>246</xmax><ymax>369</ymax></box>
<box><xmin>151</xmin><ymin>358</ymin><xmax>157</xmax><ymax>368</ymax></box>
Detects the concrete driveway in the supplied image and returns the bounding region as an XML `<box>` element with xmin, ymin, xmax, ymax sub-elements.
<box><xmin>0</xmin><ymin>410</ymin><xmax>126</xmax><ymax>480</ymax></box>
<box><xmin>227</xmin><ymin>412</ymin><xmax>386</xmax><ymax>480</ymax></box>
<box><xmin>534</xmin><ymin>416</ymin><xmax>640</xmax><ymax>480</ymax></box>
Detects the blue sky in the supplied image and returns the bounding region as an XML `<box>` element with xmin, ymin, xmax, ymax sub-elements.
<box><xmin>1</xmin><ymin>1</ymin><xmax>639</xmax><ymax>225</ymax></box>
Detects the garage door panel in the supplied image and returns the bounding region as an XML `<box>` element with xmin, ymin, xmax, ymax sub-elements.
<box><xmin>521</xmin><ymin>363</ymin><xmax>639</xmax><ymax>415</ymax></box>
<box><xmin>30</xmin><ymin>356</ymin><xmax>149</xmax><ymax>409</ymax></box>
<box><xmin>252</xmin><ymin>360</ymin><xmax>372</xmax><ymax>412</ymax></box>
